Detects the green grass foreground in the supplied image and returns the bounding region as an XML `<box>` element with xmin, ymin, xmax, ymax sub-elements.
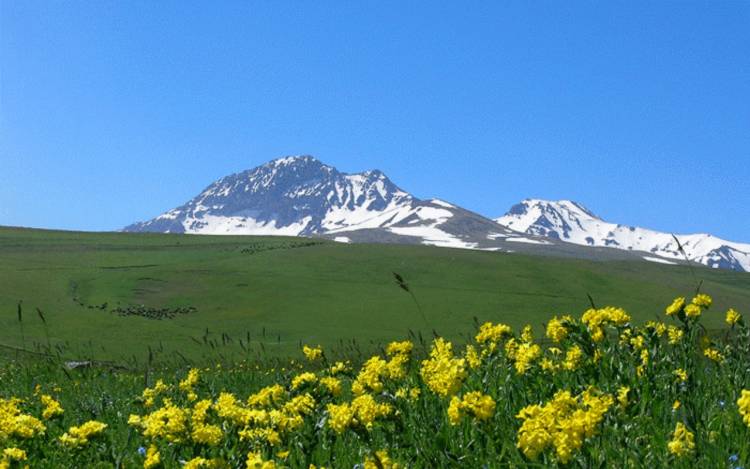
<box><xmin>0</xmin><ymin>295</ymin><xmax>749</xmax><ymax>468</ymax></box>
<box><xmin>1</xmin><ymin>226</ymin><xmax>749</xmax><ymax>364</ymax></box>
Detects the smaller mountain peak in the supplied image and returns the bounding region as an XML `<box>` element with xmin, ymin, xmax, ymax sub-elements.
<box><xmin>512</xmin><ymin>199</ymin><xmax>600</xmax><ymax>221</ymax></box>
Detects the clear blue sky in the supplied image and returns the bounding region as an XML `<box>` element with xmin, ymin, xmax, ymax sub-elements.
<box><xmin>2</xmin><ymin>1</ymin><xmax>748</xmax><ymax>241</ymax></box>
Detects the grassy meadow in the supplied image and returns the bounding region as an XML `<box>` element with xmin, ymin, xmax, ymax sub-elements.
<box><xmin>1</xmin><ymin>226</ymin><xmax>749</xmax><ymax>364</ymax></box>
<box><xmin>2</xmin><ymin>227</ymin><xmax>750</xmax><ymax>467</ymax></box>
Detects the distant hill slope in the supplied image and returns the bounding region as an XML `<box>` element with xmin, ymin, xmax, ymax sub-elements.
<box><xmin>495</xmin><ymin>199</ymin><xmax>750</xmax><ymax>272</ymax></box>
<box><xmin>1</xmin><ymin>227</ymin><xmax>749</xmax><ymax>363</ymax></box>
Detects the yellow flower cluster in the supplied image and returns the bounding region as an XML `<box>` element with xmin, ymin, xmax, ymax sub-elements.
<box><xmin>667</xmin><ymin>422</ymin><xmax>695</xmax><ymax>457</ymax></box>
<box><xmin>464</xmin><ymin>344</ymin><xmax>481</xmax><ymax>369</ymax></box>
<box><xmin>385</xmin><ymin>340</ymin><xmax>413</xmax><ymax>356</ymax></box>
<box><xmin>645</xmin><ymin>321</ymin><xmax>667</xmax><ymax>337</ymax></box>
<box><xmin>0</xmin><ymin>398</ymin><xmax>46</xmax><ymax>442</ymax></box>
<box><xmin>665</xmin><ymin>297</ymin><xmax>685</xmax><ymax>316</ymax></box>
<box><xmin>475</xmin><ymin>322</ymin><xmax>512</xmax><ymax>352</ymax></box>
<box><xmin>546</xmin><ymin>315</ymin><xmax>573</xmax><ymax>343</ymax></box>
<box><xmin>59</xmin><ymin>420</ymin><xmax>108</xmax><ymax>448</ymax></box>
<box><xmin>703</xmin><ymin>348</ymin><xmax>724</xmax><ymax>363</ymax></box>
<box><xmin>130</xmin><ymin>372</ymin><xmax>320</xmax><ymax>459</ymax></box>
<box><xmin>581</xmin><ymin>306</ymin><xmax>631</xmax><ymax>342</ymax></box>
<box><xmin>562</xmin><ymin>345</ymin><xmax>583</xmax><ymax>371</ymax></box>
<box><xmin>667</xmin><ymin>326</ymin><xmax>683</xmax><ymax>345</ymax></box>
<box><xmin>617</xmin><ymin>387</ymin><xmax>629</xmax><ymax>408</ymax></box>
<box><xmin>506</xmin><ymin>339</ymin><xmax>542</xmax><ymax>375</ymax></box>
<box><xmin>447</xmin><ymin>391</ymin><xmax>496</xmax><ymax>425</ymax></box>
<box><xmin>738</xmin><ymin>389</ymin><xmax>750</xmax><ymax>428</ymax></box>
<box><xmin>326</xmin><ymin>394</ymin><xmax>392</xmax><ymax>433</ymax></box>
<box><xmin>142</xmin><ymin>379</ymin><xmax>169</xmax><ymax>408</ymax></box>
<box><xmin>179</xmin><ymin>368</ymin><xmax>201</xmax><ymax>402</ymax></box>
<box><xmin>144</xmin><ymin>444</ymin><xmax>160</xmax><ymax>469</ymax></box>
<box><xmin>726</xmin><ymin>308</ymin><xmax>741</xmax><ymax>325</ymax></box>
<box><xmin>183</xmin><ymin>456</ymin><xmax>228</xmax><ymax>468</ymax></box>
<box><xmin>516</xmin><ymin>388</ymin><xmax>614</xmax><ymax>463</ymax></box>
<box><xmin>1</xmin><ymin>447</ymin><xmax>27</xmax><ymax>469</ymax></box>
<box><xmin>302</xmin><ymin>345</ymin><xmax>323</xmax><ymax>362</ymax></box>
<box><xmin>291</xmin><ymin>372</ymin><xmax>317</xmax><ymax>390</ymax></box>
<box><xmin>692</xmin><ymin>293</ymin><xmax>712</xmax><ymax>308</ymax></box>
<box><xmin>40</xmin><ymin>395</ymin><xmax>63</xmax><ymax>420</ymax></box>
<box><xmin>363</xmin><ymin>450</ymin><xmax>401</xmax><ymax>469</ymax></box>
<box><xmin>129</xmin><ymin>399</ymin><xmax>189</xmax><ymax>443</ymax></box>
<box><xmin>246</xmin><ymin>451</ymin><xmax>276</xmax><ymax>469</ymax></box>
<box><xmin>420</xmin><ymin>338</ymin><xmax>466</xmax><ymax>396</ymax></box>
<box><xmin>667</xmin><ymin>294</ymin><xmax>712</xmax><ymax>320</ymax></box>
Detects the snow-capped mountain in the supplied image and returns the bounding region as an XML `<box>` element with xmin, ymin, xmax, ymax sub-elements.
<box><xmin>125</xmin><ymin>156</ymin><xmax>746</xmax><ymax>271</ymax></box>
<box><xmin>125</xmin><ymin>156</ymin><xmax>534</xmax><ymax>251</ymax></box>
<box><xmin>495</xmin><ymin>199</ymin><xmax>750</xmax><ymax>272</ymax></box>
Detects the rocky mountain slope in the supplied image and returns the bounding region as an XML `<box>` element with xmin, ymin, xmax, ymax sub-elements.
<box><xmin>495</xmin><ymin>199</ymin><xmax>750</xmax><ymax>271</ymax></box>
<box><xmin>125</xmin><ymin>156</ymin><xmax>537</xmax><ymax>252</ymax></box>
<box><xmin>126</xmin><ymin>155</ymin><xmax>747</xmax><ymax>270</ymax></box>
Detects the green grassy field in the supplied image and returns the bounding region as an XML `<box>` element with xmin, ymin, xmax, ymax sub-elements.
<box><xmin>1</xmin><ymin>226</ymin><xmax>748</xmax><ymax>364</ymax></box>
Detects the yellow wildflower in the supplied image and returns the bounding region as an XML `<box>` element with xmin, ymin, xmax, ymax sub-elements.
<box><xmin>684</xmin><ymin>304</ymin><xmax>701</xmax><ymax>319</ymax></box>
<box><xmin>144</xmin><ymin>444</ymin><xmax>160</xmax><ymax>469</ymax></box>
<box><xmin>2</xmin><ymin>448</ymin><xmax>26</xmax><ymax>462</ymax></box>
<box><xmin>617</xmin><ymin>387</ymin><xmax>629</xmax><ymax>408</ymax></box>
<box><xmin>183</xmin><ymin>457</ymin><xmax>228</xmax><ymax>469</ymax></box>
<box><xmin>737</xmin><ymin>389</ymin><xmax>750</xmax><ymax>428</ymax></box>
<box><xmin>447</xmin><ymin>391</ymin><xmax>495</xmax><ymax>425</ymax></box>
<box><xmin>726</xmin><ymin>308</ymin><xmax>741</xmax><ymax>326</ymax></box>
<box><xmin>516</xmin><ymin>388</ymin><xmax>613</xmax><ymax>463</ymax></box>
<box><xmin>59</xmin><ymin>420</ymin><xmax>107</xmax><ymax>448</ymax></box>
<box><xmin>291</xmin><ymin>372</ymin><xmax>317</xmax><ymax>390</ymax></box>
<box><xmin>546</xmin><ymin>315</ymin><xmax>573</xmax><ymax>343</ymax></box>
<box><xmin>667</xmin><ymin>326</ymin><xmax>683</xmax><ymax>345</ymax></box>
<box><xmin>40</xmin><ymin>394</ymin><xmax>64</xmax><ymax>419</ymax></box>
<box><xmin>513</xmin><ymin>342</ymin><xmax>541</xmax><ymax>375</ymax></box>
<box><xmin>0</xmin><ymin>398</ymin><xmax>46</xmax><ymax>441</ymax></box>
<box><xmin>246</xmin><ymin>451</ymin><xmax>276</xmax><ymax>469</ymax></box>
<box><xmin>465</xmin><ymin>344</ymin><xmax>481</xmax><ymax>369</ymax></box>
<box><xmin>704</xmin><ymin>348</ymin><xmax>724</xmax><ymax>363</ymax></box>
<box><xmin>673</xmin><ymin>368</ymin><xmax>688</xmax><ymax>383</ymax></box>
<box><xmin>328</xmin><ymin>361</ymin><xmax>348</xmax><ymax>376</ymax></box>
<box><xmin>319</xmin><ymin>376</ymin><xmax>342</xmax><ymax>396</ymax></box>
<box><xmin>475</xmin><ymin>322</ymin><xmax>512</xmax><ymax>348</ymax></box>
<box><xmin>352</xmin><ymin>356</ymin><xmax>388</xmax><ymax>395</ymax></box>
<box><xmin>666</xmin><ymin>297</ymin><xmax>685</xmax><ymax>316</ymax></box>
<box><xmin>692</xmin><ymin>293</ymin><xmax>712</xmax><ymax>308</ymax></box>
<box><xmin>302</xmin><ymin>345</ymin><xmax>323</xmax><ymax>361</ymax></box>
<box><xmin>386</xmin><ymin>340</ymin><xmax>413</xmax><ymax>356</ymax></box>
<box><xmin>667</xmin><ymin>422</ymin><xmax>695</xmax><ymax>457</ymax></box>
<box><xmin>420</xmin><ymin>338</ymin><xmax>466</xmax><ymax>396</ymax></box>
<box><xmin>562</xmin><ymin>345</ymin><xmax>583</xmax><ymax>371</ymax></box>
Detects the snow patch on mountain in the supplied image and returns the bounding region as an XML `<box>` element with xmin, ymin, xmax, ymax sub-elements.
<box><xmin>643</xmin><ymin>256</ymin><xmax>678</xmax><ymax>265</ymax></box>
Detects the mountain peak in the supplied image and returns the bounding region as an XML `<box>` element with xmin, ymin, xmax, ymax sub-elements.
<box><xmin>496</xmin><ymin>199</ymin><xmax>750</xmax><ymax>271</ymax></box>
<box><xmin>512</xmin><ymin>199</ymin><xmax>601</xmax><ymax>221</ymax></box>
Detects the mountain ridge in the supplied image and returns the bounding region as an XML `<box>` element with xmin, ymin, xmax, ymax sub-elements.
<box><xmin>494</xmin><ymin>198</ymin><xmax>750</xmax><ymax>272</ymax></box>
<box><xmin>124</xmin><ymin>155</ymin><xmax>747</xmax><ymax>272</ymax></box>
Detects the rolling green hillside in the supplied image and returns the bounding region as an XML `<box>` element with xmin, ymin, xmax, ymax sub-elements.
<box><xmin>1</xmin><ymin>226</ymin><xmax>748</xmax><ymax>363</ymax></box>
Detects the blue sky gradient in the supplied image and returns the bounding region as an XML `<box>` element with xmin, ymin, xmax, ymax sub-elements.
<box><xmin>1</xmin><ymin>1</ymin><xmax>748</xmax><ymax>240</ymax></box>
